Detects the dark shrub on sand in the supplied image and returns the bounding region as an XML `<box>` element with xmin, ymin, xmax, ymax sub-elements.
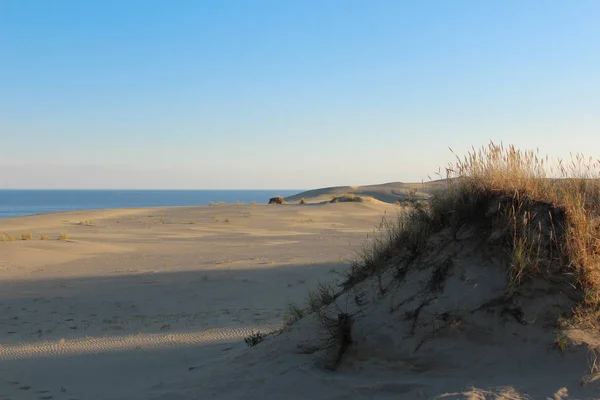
<box><xmin>269</xmin><ymin>196</ymin><xmax>287</xmax><ymax>204</ymax></box>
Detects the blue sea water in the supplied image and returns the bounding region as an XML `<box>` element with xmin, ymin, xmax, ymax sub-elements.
<box><xmin>0</xmin><ymin>190</ymin><xmax>301</xmax><ymax>219</ymax></box>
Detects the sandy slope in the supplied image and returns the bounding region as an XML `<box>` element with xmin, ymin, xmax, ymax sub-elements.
<box><xmin>285</xmin><ymin>181</ymin><xmax>445</xmax><ymax>204</ymax></box>
<box><xmin>2</xmin><ymin>200</ymin><xmax>598</xmax><ymax>400</ymax></box>
<box><xmin>0</xmin><ymin>202</ymin><xmax>392</xmax><ymax>400</ymax></box>
<box><xmin>140</xmin><ymin>209</ymin><xmax>600</xmax><ymax>400</ymax></box>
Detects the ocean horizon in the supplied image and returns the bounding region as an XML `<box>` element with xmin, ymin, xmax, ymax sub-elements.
<box><xmin>0</xmin><ymin>189</ymin><xmax>302</xmax><ymax>219</ymax></box>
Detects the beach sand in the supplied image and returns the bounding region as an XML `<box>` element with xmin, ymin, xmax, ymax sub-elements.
<box><xmin>0</xmin><ymin>200</ymin><xmax>392</xmax><ymax>399</ymax></box>
<box><xmin>1</xmin><ymin>195</ymin><xmax>599</xmax><ymax>400</ymax></box>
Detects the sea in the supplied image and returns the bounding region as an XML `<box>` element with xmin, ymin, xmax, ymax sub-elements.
<box><xmin>0</xmin><ymin>190</ymin><xmax>301</xmax><ymax>219</ymax></box>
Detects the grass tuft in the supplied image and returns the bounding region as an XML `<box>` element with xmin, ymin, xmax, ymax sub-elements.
<box><xmin>0</xmin><ymin>233</ymin><xmax>13</xmax><ymax>242</ymax></box>
<box><xmin>285</xmin><ymin>301</ymin><xmax>305</xmax><ymax>325</ymax></box>
<box><xmin>307</xmin><ymin>282</ymin><xmax>337</xmax><ymax>313</ymax></box>
<box><xmin>21</xmin><ymin>232</ymin><xmax>33</xmax><ymax>240</ymax></box>
<box><xmin>59</xmin><ymin>232</ymin><xmax>70</xmax><ymax>241</ymax></box>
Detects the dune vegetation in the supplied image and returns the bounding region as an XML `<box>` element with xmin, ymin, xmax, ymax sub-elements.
<box><xmin>280</xmin><ymin>142</ymin><xmax>600</xmax><ymax>381</ymax></box>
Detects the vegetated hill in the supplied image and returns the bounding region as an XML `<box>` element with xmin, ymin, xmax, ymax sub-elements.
<box><xmin>285</xmin><ymin>180</ymin><xmax>446</xmax><ymax>204</ymax></box>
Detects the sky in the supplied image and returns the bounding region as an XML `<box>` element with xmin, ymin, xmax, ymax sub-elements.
<box><xmin>1</xmin><ymin>0</ymin><xmax>599</xmax><ymax>189</ymax></box>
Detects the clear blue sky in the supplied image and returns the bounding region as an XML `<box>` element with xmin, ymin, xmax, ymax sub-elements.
<box><xmin>1</xmin><ymin>0</ymin><xmax>599</xmax><ymax>189</ymax></box>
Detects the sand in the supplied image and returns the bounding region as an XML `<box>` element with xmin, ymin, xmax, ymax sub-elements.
<box><xmin>2</xmin><ymin>198</ymin><xmax>599</xmax><ymax>400</ymax></box>
<box><xmin>0</xmin><ymin>201</ymin><xmax>393</xmax><ymax>399</ymax></box>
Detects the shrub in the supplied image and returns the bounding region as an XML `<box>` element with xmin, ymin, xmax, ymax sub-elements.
<box><xmin>59</xmin><ymin>232</ymin><xmax>70</xmax><ymax>241</ymax></box>
<box><xmin>269</xmin><ymin>196</ymin><xmax>286</xmax><ymax>204</ymax></box>
<box><xmin>21</xmin><ymin>233</ymin><xmax>33</xmax><ymax>240</ymax></box>
<box><xmin>299</xmin><ymin>198</ymin><xmax>307</xmax><ymax>204</ymax></box>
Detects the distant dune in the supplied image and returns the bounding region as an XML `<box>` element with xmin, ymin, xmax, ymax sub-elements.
<box><xmin>285</xmin><ymin>180</ymin><xmax>446</xmax><ymax>204</ymax></box>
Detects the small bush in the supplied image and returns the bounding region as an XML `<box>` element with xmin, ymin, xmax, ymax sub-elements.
<box><xmin>39</xmin><ymin>233</ymin><xmax>49</xmax><ymax>240</ymax></box>
<box><xmin>59</xmin><ymin>232</ymin><xmax>70</xmax><ymax>241</ymax></box>
<box><xmin>21</xmin><ymin>233</ymin><xmax>33</xmax><ymax>240</ymax></box>
<box><xmin>244</xmin><ymin>331</ymin><xmax>266</xmax><ymax>347</ymax></box>
<box><xmin>269</xmin><ymin>196</ymin><xmax>287</xmax><ymax>204</ymax></box>
<box><xmin>299</xmin><ymin>198</ymin><xmax>307</xmax><ymax>204</ymax></box>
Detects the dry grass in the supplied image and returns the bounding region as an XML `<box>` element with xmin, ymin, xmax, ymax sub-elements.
<box><xmin>0</xmin><ymin>233</ymin><xmax>14</xmax><ymax>242</ymax></box>
<box><xmin>439</xmin><ymin>142</ymin><xmax>600</xmax><ymax>322</ymax></box>
<box><xmin>342</xmin><ymin>142</ymin><xmax>600</xmax><ymax>326</ymax></box>
<box><xmin>59</xmin><ymin>232</ymin><xmax>70</xmax><ymax>241</ymax></box>
<box><xmin>20</xmin><ymin>232</ymin><xmax>33</xmax><ymax>240</ymax></box>
<box><xmin>39</xmin><ymin>233</ymin><xmax>49</xmax><ymax>240</ymax></box>
<box><xmin>307</xmin><ymin>282</ymin><xmax>337</xmax><ymax>313</ymax></box>
<box><xmin>299</xmin><ymin>198</ymin><xmax>307</xmax><ymax>204</ymax></box>
<box><xmin>341</xmin><ymin>207</ymin><xmax>432</xmax><ymax>290</ymax></box>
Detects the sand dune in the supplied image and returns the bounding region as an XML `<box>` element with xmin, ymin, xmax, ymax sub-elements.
<box><xmin>285</xmin><ymin>180</ymin><xmax>446</xmax><ymax>204</ymax></box>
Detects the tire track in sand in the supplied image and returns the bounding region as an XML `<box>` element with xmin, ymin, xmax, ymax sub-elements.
<box><xmin>0</xmin><ymin>323</ymin><xmax>281</xmax><ymax>360</ymax></box>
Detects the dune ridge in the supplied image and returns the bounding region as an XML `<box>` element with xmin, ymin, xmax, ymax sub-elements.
<box><xmin>285</xmin><ymin>180</ymin><xmax>445</xmax><ymax>204</ymax></box>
